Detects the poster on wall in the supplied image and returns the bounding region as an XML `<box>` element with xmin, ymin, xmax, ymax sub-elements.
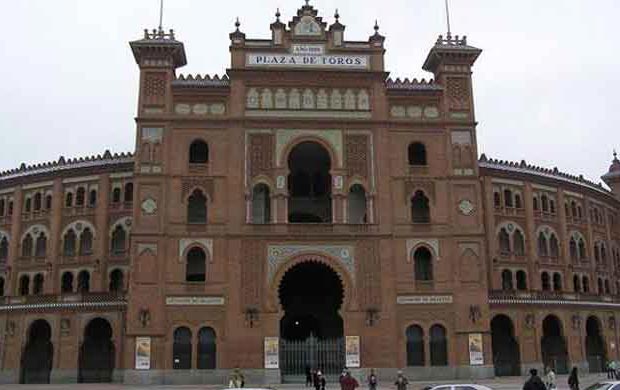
<box><xmin>264</xmin><ymin>337</ymin><xmax>279</xmax><ymax>369</ymax></box>
<box><xmin>468</xmin><ymin>333</ymin><xmax>484</xmax><ymax>366</ymax></box>
<box><xmin>135</xmin><ymin>337</ymin><xmax>151</xmax><ymax>370</ymax></box>
<box><xmin>345</xmin><ymin>336</ymin><xmax>361</xmax><ymax>368</ymax></box>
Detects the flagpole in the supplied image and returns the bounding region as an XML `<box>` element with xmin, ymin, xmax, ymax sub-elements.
<box><xmin>445</xmin><ymin>0</ymin><xmax>452</xmax><ymax>35</ymax></box>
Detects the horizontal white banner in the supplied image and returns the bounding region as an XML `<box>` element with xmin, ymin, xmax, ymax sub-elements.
<box><xmin>165</xmin><ymin>296</ymin><xmax>225</xmax><ymax>306</ymax></box>
<box><xmin>397</xmin><ymin>295</ymin><xmax>453</xmax><ymax>305</ymax></box>
<box><xmin>247</xmin><ymin>54</ymin><xmax>369</xmax><ymax>69</ymax></box>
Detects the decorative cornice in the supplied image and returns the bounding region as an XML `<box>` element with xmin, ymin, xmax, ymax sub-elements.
<box><xmin>385</xmin><ymin>78</ymin><xmax>442</xmax><ymax>91</ymax></box>
<box><xmin>173</xmin><ymin>74</ymin><xmax>230</xmax><ymax>88</ymax></box>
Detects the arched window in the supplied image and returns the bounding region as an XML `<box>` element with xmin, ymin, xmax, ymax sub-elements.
<box><xmin>597</xmin><ymin>278</ymin><xmax>604</xmax><ymax>295</ymax></box>
<box><xmin>493</xmin><ymin>192</ymin><xmax>501</xmax><ymax>208</ymax></box>
<box><xmin>578</xmin><ymin>239</ymin><xmax>587</xmax><ymax>260</ymax></box>
<box><xmin>0</xmin><ymin>199</ymin><xmax>4</xmax><ymax>216</ymax></box>
<box><xmin>112</xmin><ymin>188</ymin><xmax>121</xmax><ymax>204</ymax></box>
<box><xmin>65</xmin><ymin>192</ymin><xmax>73</xmax><ymax>208</ymax></box>
<box><xmin>0</xmin><ymin>277</ymin><xmax>4</xmax><ymax>296</ymax></box>
<box><xmin>411</xmin><ymin>191</ymin><xmax>430</xmax><ymax>223</ymax></box>
<box><xmin>516</xmin><ymin>270</ymin><xmax>527</xmax><ymax>290</ymax></box>
<box><xmin>583</xmin><ymin>276</ymin><xmax>590</xmax><ymax>293</ymax></box>
<box><xmin>413</xmin><ymin>247</ymin><xmax>433</xmax><ymax>281</ymax></box>
<box><xmin>88</xmin><ymin>190</ymin><xmax>97</xmax><ymax>207</ymax></box>
<box><xmin>110</xmin><ymin>225</ymin><xmax>127</xmax><ymax>255</ymax></box>
<box><xmin>33</xmin><ymin>274</ymin><xmax>44</xmax><ymax>295</ymax></box>
<box><xmin>187</xmin><ymin>189</ymin><xmax>208</xmax><ymax>224</ymax></box>
<box><xmin>541</xmin><ymin>272</ymin><xmax>551</xmax><ymax>291</ymax></box>
<box><xmin>571</xmin><ymin>201</ymin><xmax>577</xmax><ymax>218</ymax></box>
<box><xmin>35</xmin><ymin>233</ymin><xmax>46</xmax><ymax>257</ymax></box>
<box><xmin>406</xmin><ymin>325</ymin><xmax>424</xmax><ymax>366</ymax></box>
<box><xmin>515</xmin><ymin>194</ymin><xmax>522</xmax><ymax>209</ymax></box>
<box><xmin>605</xmin><ymin>280</ymin><xmax>611</xmax><ymax>295</ymax></box>
<box><xmin>189</xmin><ymin>140</ymin><xmax>209</xmax><ymax>164</ymax></box>
<box><xmin>347</xmin><ymin>184</ymin><xmax>367</xmax><ymax>224</ymax></box>
<box><xmin>19</xmin><ymin>275</ymin><xmax>30</xmax><ymax>296</ymax></box>
<box><xmin>79</xmin><ymin>228</ymin><xmax>93</xmax><ymax>256</ymax></box>
<box><xmin>124</xmin><ymin>183</ymin><xmax>134</xmax><ymax>203</ymax></box>
<box><xmin>541</xmin><ymin>195</ymin><xmax>549</xmax><ymax>212</ymax></box>
<box><xmin>501</xmin><ymin>270</ymin><xmax>513</xmax><ymax>291</ymax></box>
<box><xmin>565</xmin><ymin>203</ymin><xmax>570</xmax><ymax>216</ymax></box>
<box><xmin>601</xmin><ymin>244</ymin><xmax>607</xmax><ymax>264</ymax></box>
<box><xmin>63</xmin><ymin>229</ymin><xmax>77</xmax><ymax>257</ymax></box>
<box><xmin>504</xmin><ymin>189</ymin><xmax>513</xmax><ymax>207</ymax></box>
<box><xmin>24</xmin><ymin>197</ymin><xmax>31</xmax><ymax>213</ymax></box>
<box><xmin>549</xmin><ymin>235</ymin><xmax>559</xmax><ymax>258</ymax></box>
<box><xmin>538</xmin><ymin>233</ymin><xmax>548</xmax><ymax>257</ymax></box>
<box><xmin>430</xmin><ymin>324</ymin><xmax>448</xmax><ymax>366</ymax></box>
<box><xmin>570</xmin><ymin>238</ymin><xmax>578</xmax><ymax>261</ymax></box>
<box><xmin>573</xmin><ymin>274</ymin><xmax>581</xmax><ymax>293</ymax></box>
<box><xmin>77</xmin><ymin>271</ymin><xmax>90</xmax><ymax>293</ymax></box>
<box><xmin>109</xmin><ymin>269</ymin><xmax>124</xmax><ymax>292</ymax></box>
<box><xmin>61</xmin><ymin>272</ymin><xmax>74</xmax><ymax>293</ymax></box>
<box><xmin>197</xmin><ymin>327</ymin><xmax>217</xmax><ymax>369</ymax></box>
<box><xmin>594</xmin><ymin>243</ymin><xmax>601</xmax><ymax>263</ymax></box>
<box><xmin>407</xmin><ymin>142</ymin><xmax>427</xmax><ymax>166</ymax></box>
<box><xmin>0</xmin><ymin>237</ymin><xmax>8</xmax><ymax>261</ymax></box>
<box><xmin>549</xmin><ymin>199</ymin><xmax>556</xmax><ymax>214</ymax></box>
<box><xmin>173</xmin><ymin>327</ymin><xmax>192</xmax><ymax>370</ymax></box>
<box><xmin>533</xmin><ymin>197</ymin><xmax>539</xmax><ymax>211</ymax></box>
<box><xmin>553</xmin><ymin>273</ymin><xmax>562</xmax><ymax>292</ymax></box>
<box><xmin>33</xmin><ymin>193</ymin><xmax>42</xmax><ymax>211</ymax></box>
<box><xmin>499</xmin><ymin>228</ymin><xmax>511</xmax><ymax>254</ymax></box>
<box><xmin>22</xmin><ymin>234</ymin><xmax>33</xmax><ymax>257</ymax></box>
<box><xmin>186</xmin><ymin>247</ymin><xmax>206</xmax><ymax>282</ymax></box>
<box><xmin>513</xmin><ymin>230</ymin><xmax>525</xmax><ymax>256</ymax></box>
<box><xmin>75</xmin><ymin>187</ymin><xmax>85</xmax><ymax>207</ymax></box>
<box><xmin>578</xmin><ymin>206</ymin><xmax>583</xmax><ymax>219</ymax></box>
<box><xmin>45</xmin><ymin>195</ymin><xmax>52</xmax><ymax>210</ymax></box>
<box><xmin>7</xmin><ymin>200</ymin><xmax>13</xmax><ymax>215</ymax></box>
<box><xmin>251</xmin><ymin>184</ymin><xmax>271</xmax><ymax>224</ymax></box>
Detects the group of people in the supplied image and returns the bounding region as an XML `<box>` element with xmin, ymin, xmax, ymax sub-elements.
<box><xmin>606</xmin><ymin>361</ymin><xmax>620</xmax><ymax>380</ymax></box>
<box><xmin>305</xmin><ymin>367</ymin><xmax>410</xmax><ymax>390</ymax></box>
<box><xmin>523</xmin><ymin>367</ymin><xmax>580</xmax><ymax>390</ymax></box>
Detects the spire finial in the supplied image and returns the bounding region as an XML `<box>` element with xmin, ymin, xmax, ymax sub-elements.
<box><xmin>614</xmin><ymin>149</ymin><xmax>618</xmax><ymax>160</ymax></box>
<box><xmin>235</xmin><ymin>17</ymin><xmax>241</xmax><ymax>31</ymax></box>
<box><xmin>158</xmin><ymin>0</ymin><xmax>165</xmax><ymax>35</ymax></box>
<box><xmin>305</xmin><ymin>0</ymin><xmax>310</xmax><ymax>6</ymax></box>
<box><xmin>445</xmin><ymin>0</ymin><xmax>452</xmax><ymax>36</ymax></box>
<box><xmin>276</xmin><ymin>8</ymin><xmax>281</xmax><ymax>21</ymax></box>
<box><xmin>374</xmin><ymin>20</ymin><xmax>379</xmax><ymax>32</ymax></box>
<box><xmin>335</xmin><ymin>9</ymin><xmax>340</xmax><ymax>21</ymax></box>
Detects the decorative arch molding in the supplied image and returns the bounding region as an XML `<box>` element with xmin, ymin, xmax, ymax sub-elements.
<box><xmin>21</xmin><ymin>224</ymin><xmax>50</xmax><ymax>241</ymax></box>
<box><xmin>495</xmin><ymin>221</ymin><xmax>525</xmax><ymax>236</ymax></box>
<box><xmin>276</xmin><ymin>129</ymin><xmax>343</xmax><ymax>168</ymax></box>
<box><xmin>0</xmin><ymin>229</ymin><xmax>10</xmax><ymax>241</ymax></box>
<box><xmin>22</xmin><ymin>316</ymin><xmax>56</xmax><ymax>345</ymax></box>
<box><xmin>78</xmin><ymin>314</ymin><xmax>117</xmax><ymax>344</ymax></box>
<box><xmin>137</xmin><ymin>243</ymin><xmax>158</xmax><ymax>256</ymax></box>
<box><xmin>535</xmin><ymin>225</ymin><xmax>559</xmax><ymax>239</ymax></box>
<box><xmin>569</xmin><ymin>230</ymin><xmax>587</xmax><ymax>242</ymax></box>
<box><xmin>179</xmin><ymin>238</ymin><xmax>213</xmax><ymax>263</ymax></box>
<box><xmin>249</xmin><ymin>176</ymin><xmax>275</xmax><ymax>193</ymax></box>
<box><xmin>267</xmin><ymin>244</ymin><xmax>355</xmax><ymax>285</ymax></box>
<box><xmin>406</xmin><ymin>239</ymin><xmax>440</xmax><ymax>262</ymax></box>
<box><xmin>109</xmin><ymin>217</ymin><xmax>132</xmax><ymax>236</ymax></box>
<box><xmin>61</xmin><ymin>220</ymin><xmax>97</xmax><ymax>238</ymax></box>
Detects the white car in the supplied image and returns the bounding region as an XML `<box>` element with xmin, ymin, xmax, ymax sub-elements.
<box><xmin>585</xmin><ymin>382</ymin><xmax>620</xmax><ymax>390</ymax></box>
<box><xmin>423</xmin><ymin>385</ymin><xmax>493</xmax><ymax>390</ymax></box>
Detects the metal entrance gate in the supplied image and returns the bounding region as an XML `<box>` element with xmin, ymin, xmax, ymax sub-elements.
<box><xmin>280</xmin><ymin>336</ymin><xmax>345</xmax><ymax>382</ymax></box>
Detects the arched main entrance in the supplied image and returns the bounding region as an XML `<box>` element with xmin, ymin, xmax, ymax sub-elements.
<box><xmin>78</xmin><ymin>318</ymin><xmax>115</xmax><ymax>383</ymax></box>
<box><xmin>278</xmin><ymin>261</ymin><xmax>345</xmax><ymax>381</ymax></box>
<box><xmin>585</xmin><ymin>316</ymin><xmax>606</xmax><ymax>373</ymax></box>
<box><xmin>20</xmin><ymin>319</ymin><xmax>53</xmax><ymax>384</ymax></box>
<box><xmin>541</xmin><ymin>315</ymin><xmax>569</xmax><ymax>374</ymax></box>
<box><xmin>491</xmin><ymin>315</ymin><xmax>521</xmax><ymax>376</ymax></box>
<box><xmin>287</xmin><ymin>141</ymin><xmax>332</xmax><ymax>223</ymax></box>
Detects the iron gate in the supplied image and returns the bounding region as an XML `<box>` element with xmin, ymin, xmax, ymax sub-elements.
<box><xmin>280</xmin><ymin>336</ymin><xmax>345</xmax><ymax>382</ymax></box>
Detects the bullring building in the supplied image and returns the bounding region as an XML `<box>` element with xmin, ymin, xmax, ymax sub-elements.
<box><xmin>1</xmin><ymin>2</ymin><xmax>620</xmax><ymax>385</ymax></box>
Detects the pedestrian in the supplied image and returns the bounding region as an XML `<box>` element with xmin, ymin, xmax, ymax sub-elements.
<box><xmin>544</xmin><ymin>366</ymin><xmax>556</xmax><ymax>390</ymax></box>
<box><xmin>228</xmin><ymin>368</ymin><xmax>244</xmax><ymax>388</ymax></box>
<box><xmin>341</xmin><ymin>370</ymin><xmax>360</xmax><ymax>390</ymax></box>
<box><xmin>340</xmin><ymin>368</ymin><xmax>348</xmax><ymax>390</ymax></box>
<box><xmin>306</xmin><ymin>366</ymin><xmax>313</xmax><ymax>387</ymax></box>
<box><xmin>368</xmin><ymin>368</ymin><xmax>378</xmax><ymax>390</ymax></box>
<box><xmin>315</xmin><ymin>370</ymin><xmax>326</xmax><ymax>390</ymax></box>
<box><xmin>568</xmin><ymin>367</ymin><xmax>579</xmax><ymax>390</ymax></box>
<box><xmin>523</xmin><ymin>368</ymin><xmax>546</xmax><ymax>390</ymax></box>
<box><xmin>394</xmin><ymin>370</ymin><xmax>408</xmax><ymax>390</ymax></box>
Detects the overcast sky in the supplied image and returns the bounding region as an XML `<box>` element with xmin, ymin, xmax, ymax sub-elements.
<box><xmin>0</xmin><ymin>0</ymin><xmax>617</xmax><ymax>185</ymax></box>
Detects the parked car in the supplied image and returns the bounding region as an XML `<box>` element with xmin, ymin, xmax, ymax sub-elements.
<box><xmin>585</xmin><ymin>383</ymin><xmax>620</xmax><ymax>390</ymax></box>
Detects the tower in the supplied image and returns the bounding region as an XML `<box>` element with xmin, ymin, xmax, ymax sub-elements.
<box><xmin>602</xmin><ymin>151</ymin><xmax>620</xmax><ymax>199</ymax></box>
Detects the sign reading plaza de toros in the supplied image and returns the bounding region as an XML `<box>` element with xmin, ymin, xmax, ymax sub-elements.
<box><xmin>247</xmin><ymin>44</ymin><xmax>369</xmax><ymax>69</ymax></box>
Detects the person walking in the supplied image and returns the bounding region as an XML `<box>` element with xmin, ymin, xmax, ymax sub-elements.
<box><xmin>394</xmin><ymin>370</ymin><xmax>409</xmax><ymax>390</ymax></box>
<box><xmin>341</xmin><ymin>370</ymin><xmax>360</xmax><ymax>390</ymax></box>
<box><xmin>523</xmin><ymin>369</ymin><xmax>546</xmax><ymax>390</ymax></box>
<box><xmin>568</xmin><ymin>367</ymin><xmax>579</xmax><ymax>390</ymax></box>
<box><xmin>608</xmin><ymin>361</ymin><xmax>617</xmax><ymax>380</ymax></box>
<box><xmin>314</xmin><ymin>370</ymin><xmax>326</xmax><ymax>390</ymax></box>
<box><xmin>544</xmin><ymin>367</ymin><xmax>556</xmax><ymax>390</ymax></box>
<box><xmin>306</xmin><ymin>366</ymin><xmax>313</xmax><ymax>387</ymax></box>
<box><xmin>367</xmin><ymin>368</ymin><xmax>378</xmax><ymax>390</ymax></box>
<box><xmin>228</xmin><ymin>368</ymin><xmax>245</xmax><ymax>388</ymax></box>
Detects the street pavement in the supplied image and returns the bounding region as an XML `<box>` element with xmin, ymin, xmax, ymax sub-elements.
<box><xmin>0</xmin><ymin>374</ymin><xmax>611</xmax><ymax>390</ymax></box>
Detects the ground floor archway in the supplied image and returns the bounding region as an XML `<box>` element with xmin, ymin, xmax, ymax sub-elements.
<box><xmin>20</xmin><ymin>319</ymin><xmax>53</xmax><ymax>384</ymax></box>
<box><xmin>278</xmin><ymin>260</ymin><xmax>345</xmax><ymax>380</ymax></box>
<box><xmin>586</xmin><ymin>316</ymin><xmax>606</xmax><ymax>373</ymax></box>
<box><xmin>491</xmin><ymin>315</ymin><xmax>521</xmax><ymax>376</ymax></box>
<box><xmin>78</xmin><ymin>318</ymin><xmax>115</xmax><ymax>383</ymax></box>
<box><xmin>541</xmin><ymin>315</ymin><xmax>569</xmax><ymax>374</ymax></box>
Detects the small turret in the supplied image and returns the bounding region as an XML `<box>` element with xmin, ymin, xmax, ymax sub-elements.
<box><xmin>602</xmin><ymin>150</ymin><xmax>620</xmax><ymax>199</ymax></box>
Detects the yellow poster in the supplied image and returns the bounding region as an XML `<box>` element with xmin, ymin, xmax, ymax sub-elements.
<box><xmin>135</xmin><ymin>337</ymin><xmax>151</xmax><ymax>370</ymax></box>
<box><xmin>468</xmin><ymin>333</ymin><xmax>484</xmax><ymax>365</ymax></box>
<box><xmin>345</xmin><ymin>336</ymin><xmax>360</xmax><ymax>368</ymax></box>
<box><xmin>264</xmin><ymin>337</ymin><xmax>279</xmax><ymax>369</ymax></box>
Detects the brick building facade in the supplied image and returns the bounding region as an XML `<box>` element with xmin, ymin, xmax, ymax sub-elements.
<box><xmin>0</xmin><ymin>2</ymin><xmax>619</xmax><ymax>385</ymax></box>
